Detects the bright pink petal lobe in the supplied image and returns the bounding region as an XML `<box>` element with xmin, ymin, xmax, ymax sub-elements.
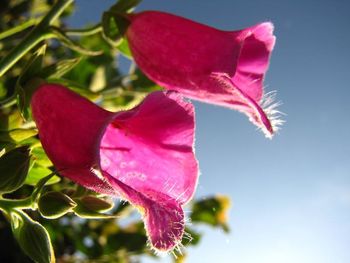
<box><xmin>99</xmin><ymin>91</ymin><xmax>198</xmax><ymax>250</ymax></box>
<box><xmin>31</xmin><ymin>84</ymin><xmax>115</xmax><ymax>194</ymax></box>
<box><xmin>232</xmin><ymin>22</ymin><xmax>276</xmax><ymax>102</ymax></box>
<box><xmin>104</xmin><ymin>174</ymin><xmax>184</xmax><ymax>251</ymax></box>
<box><xmin>126</xmin><ymin>11</ymin><xmax>281</xmax><ymax>137</ymax></box>
<box><xmin>31</xmin><ymin>84</ymin><xmax>198</xmax><ymax>252</ymax></box>
<box><xmin>100</xmin><ymin>91</ymin><xmax>198</xmax><ymax>205</ymax></box>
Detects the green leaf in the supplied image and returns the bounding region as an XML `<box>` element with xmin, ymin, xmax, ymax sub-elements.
<box><xmin>102</xmin><ymin>11</ymin><xmax>130</xmax><ymax>46</ymax></box>
<box><xmin>182</xmin><ymin>227</ymin><xmax>201</xmax><ymax>246</ymax></box>
<box><xmin>31</xmin><ymin>172</ymin><xmax>57</xmax><ymax>203</ymax></box>
<box><xmin>190</xmin><ymin>195</ymin><xmax>231</xmax><ymax>232</ymax></box>
<box><xmin>80</xmin><ymin>195</ymin><xmax>114</xmax><ymax>212</ymax></box>
<box><xmin>117</xmin><ymin>38</ymin><xmax>132</xmax><ymax>58</ymax></box>
<box><xmin>42</xmin><ymin>57</ymin><xmax>82</xmax><ymax>79</ymax></box>
<box><xmin>0</xmin><ymin>128</ymin><xmax>37</xmax><ymax>143</ymax></box>
<box><xmin>16</xmin><ymin>44</ymin><xmax>46</xmax><ymax>87</ymax></box>
<box><xmin>0</xmin><ymin>146</ymin><xmax>30</xmax><ymax>194</ymax></box>
<box><xmin>0</xmin><ymin>81</ymin><xmax>7</xmax><ymax>99</ymax></box>
<box><xmin>25</xmin><ymin>164</ymin><xmax>60</xmax><ymax>186</ymax></box>
<box><xmin>38</xmin><ymin>191</ymin><xmax>76</xmax><ymax>219</ymax></box>
<box><xmin>51</xmin><ymin>27</ymin><xmax>103</xmax><ymax>56</ymax></box>
<box><xmin>73</xmin><ymin>199</ymin><xmax>115</xmax><ymax>219</ymax></box>
<box><xmin>0</xmin><ymin>110</ymin><xmax>24</xmax><ymax>130</ymax></box>
<box><xmin>10</xmin><ymin>211</ymin><xmax>55</xmax><ymax>263</ymax></box>
<box><xmin>16</xmin><ymin>45</ymin><xmax>47</xmax><ymax>120</ymax></box>
<box><xmin>32</xmin><ymin>146</ymin><xmax>52</xmax><ymax>167</ymax></box>
<box><xmin>110</xmin><ymin>0</ymin><xmax>142</xmax><ymax>13</ymax></box>
<box><xmin>17</xmin><ymin>78</ymin><xmax>46</xmax><ymax>121</ymax></box>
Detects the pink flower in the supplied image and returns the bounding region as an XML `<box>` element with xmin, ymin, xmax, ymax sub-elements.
<box><xmin>31</xmin><ymin>84</ymin><xmax>198</xmax><ymax>252</ymax></box>
<box><xmin>126</xmin><ymin>11</ymin><xmax>283</xmax><ymax>137</ymax></box>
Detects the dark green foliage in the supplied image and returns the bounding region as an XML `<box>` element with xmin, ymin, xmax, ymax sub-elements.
<box><xmin>0</xmin><ymin>146</ymin><xmax>30</xmax><ymax>194</ymax></box>
<box><xmin>191</xmin><ymin>196</ymin><xmax>231</xmax><ymax>232</ymax></box>
<box><xmin>15</xmin><ymin>45</ymin><xmax>47</xmax><ymax>120</ymax></box>
<box><xmin>110</xmin><ymin>0</ymin><xmax>143</xmax><ymax>13</ymax></box>
<box><xmin>38</xmin><ymin>191</ymin><xmax>76</xmax><ymax>219</ymax></box>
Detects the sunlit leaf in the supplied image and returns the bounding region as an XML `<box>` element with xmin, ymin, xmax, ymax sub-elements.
<box><xmin>25</xmin><ymin>164</ymin><xmax>60</xmax><ymax>186</ymax></box>
<box><xmin>89</xmin><ymin>66</ymin><xmax>106</xmax><ymax>92</ymax></box>
<box><xmin>0</xmin><ymin>128</ymin><xmax>37</xmax><ymax>143</ymax></box>
<box><xmin>38</xmin><ymin>191</ymin><xmax>77</xmax><ymax>219</ymax></box>
<box><xmin>42</xmin><ymin>57</ymin><xmax>82</xmax><ymax>79</ymax></box>
<box><xmin>117</xmin><ymin>38</ymin><xmax>132</xmax><ymax>58</ymax></box>
<box><xmin>31</xmin><ymin>146</ymin><xmax>52</xmax><ymax>167</ymax></box>
<box><xmin>16</xmin><ymin>44</ymin><xmax>46</xmax><ymax>86</ymax></box>
<box><xmin>10</xmin><ymin>211</ymin><xmax>55</xmax><ymax>263</ymax></box>
<box><xmin>0</xmin><ymin>110</ymin><xmax>24</xmax><ymax>130</ymax></box>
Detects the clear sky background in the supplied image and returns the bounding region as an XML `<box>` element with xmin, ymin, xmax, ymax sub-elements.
<box><xmin>70</xmin><ymin>0</ymin><xmax>350</xmax><ymax>262</ymax></box>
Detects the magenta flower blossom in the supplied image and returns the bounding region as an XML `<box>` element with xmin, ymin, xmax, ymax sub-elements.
<box><xmin>125</xmin><ymin>11</ymin><xmax>283</xmax><ymax>137</ymax></box>
<box><xmin>31</xmin><ymin>84</ymin><xmax>198</xmax><ymax>251</ymax></box>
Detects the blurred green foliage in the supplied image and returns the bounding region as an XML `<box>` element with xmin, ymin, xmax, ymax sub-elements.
<box><xmin>0</xmin><ymin>0</ymin><xmax>231</xmax><ymax>262</ymax></box>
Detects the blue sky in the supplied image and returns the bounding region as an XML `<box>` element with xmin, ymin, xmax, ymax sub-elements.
<box><xmin>71</xmin><ymin>0</ymin><xmax>350</xmax><ymax>262</ymax></box>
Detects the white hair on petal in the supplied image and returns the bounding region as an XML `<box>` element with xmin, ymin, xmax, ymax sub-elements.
<box><xmin>259</xmin><ymin>90</ymin><xmax>285</xmax><ymax>137</ymax></box>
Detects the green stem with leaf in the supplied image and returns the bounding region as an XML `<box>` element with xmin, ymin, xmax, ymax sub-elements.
<box><xmin>0</xmin><ymin>172</ymin><xmax>56</xmax><ymax>212</ymax></box>
<box><xmin>0</xmin><ymin>19</ymin><xmax>39</xmax><ymax>40</ymax></box>
<box><xmin>0</xmin><ymin>0</ymin><xmax>73</xmax><ymax>77</ymax></box>
<box><xmin>65</xmin><ymin>23</ymin><xmax>102</xmax><ymax>36</ymax></box>
<box><xmin>0</xmin><ymin>197</ymin><xmax>34</xmax><ymax>211</ymax></box>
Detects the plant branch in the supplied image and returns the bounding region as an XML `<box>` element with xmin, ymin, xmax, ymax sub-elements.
<box><xmin>0</xmin><ymin>92</ymin><xmax>17</xmax><ymax>108</ymax></box>
<box><xmin>0</xmin><ymin>0</ymin><xmax>74</xmax><ymax>78</ymax></box>
<box><xmin>0</xmin><ymin>19</ymin><xmax>39</xmax><ymax>40</ymax></box>
<box><xmin>0</xmin><ymin>197</ymin><xmax>33</xmax><ymax>211</ymax></box>
<box><xmin>65</xmin><ymin>23</ymin><xmax>102</xmax><ymax>36</ymax></box>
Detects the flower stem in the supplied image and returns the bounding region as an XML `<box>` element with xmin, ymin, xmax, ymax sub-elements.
<box><xmin>0</xmin><ymin>197</ymin><xmax>33</xmax><ymax>211</ymax></box>
<box><xmin>0</xmin><ymin>19</ymin><xmax>39</xmax><ymax>40</ymax></box>
<box><xmin>0</xmin><ymin>0</ymin><xmax>73</xmax><ymax>78</ymax></box>
<box><xmin>0</xmin><ymin>92</ymin><xmax>17</xmax><ymax>109</ymax></box>
<box><xmin>65</xmin><ymin>23</ymin><xmax>102</xmax><ymax>36</ymax></box>
<box><xmin>0</xmin><ymin>172</ymin><xmax>56</xmax><ymax>213</ymax></box>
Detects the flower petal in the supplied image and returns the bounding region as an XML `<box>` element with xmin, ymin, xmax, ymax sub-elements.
<box><xmin>104</xmin><ymin>173</ymin><xmax>184</xmax><ymax>251</ymax></box>
<box><xmin>32</xmin><ymin>85</ymin><xmax>198</xmax><ymax>252</ymax></box>
<box><xmin>99</xmin><ymin>91</ymin><xmax>198</xmax><ymax>205</ymax></box>
<box><xmin>31</xmin><ymin>84</ymin><xmax>115</xmax><ymax>194</ymax></box>
<box><xmin>126</xmin><ymin>11</ymin><xmax>281</xmax><ymax>136</ymax></box>
<box><xmin>98</xmin><ymin>91</ymin><xmax>197</xmax><ymax>251</ymax></box>
<box><xmin>208</xmin><ymin>72</ymin><xmax>275</xmax><ymax>137</ymax></box>
<box><xmin>127</xmin><ymin>11</ymin><xmax>240</xmax><ymax>91</ymax></box>
<box><xmin>232</xmin><ymin>22</ymin><xmax>276</xmax><ymax>102</ymax></box>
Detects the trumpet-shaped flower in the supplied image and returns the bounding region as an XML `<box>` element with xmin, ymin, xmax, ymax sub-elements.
<box><xmin>31</xmin><ymin>84</ymin><xmax>198</xmax><ymax>251</ymax></box>
<box><xmin>126</xmin><ymin>11</ymin><xmax>283</xmax><ymax>137</ymax></box>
